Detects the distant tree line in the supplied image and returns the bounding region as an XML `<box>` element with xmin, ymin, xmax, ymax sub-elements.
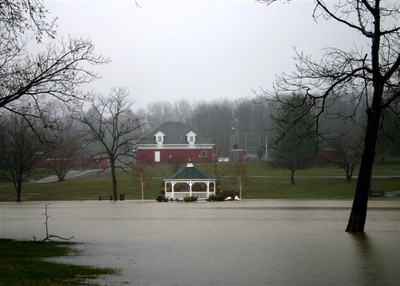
<box><xmin>1</xmin><ymin>93</ymin><xmax>399</xmax><ymax>201</ymax></box>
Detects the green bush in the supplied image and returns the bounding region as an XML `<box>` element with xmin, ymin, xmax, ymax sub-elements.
<box><xmin>207</xmin><ymin>194</ymin><xmax>225</xmax><ymax>202</ymax></box>
<box><xmin>156</xmin><ymin>195</ymin><xmax>169</xmax><ymax>202</ymax></box>
<box><xmin>183</xmin><ymin>196</ymin><xmax>198</xmax><ymax>202</ymax></box>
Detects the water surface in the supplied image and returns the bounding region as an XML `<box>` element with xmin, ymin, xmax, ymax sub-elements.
<box><xmin>1</xmin><ymin>200</ymin><xmax>399</xmax><ymax>285</ymax></box>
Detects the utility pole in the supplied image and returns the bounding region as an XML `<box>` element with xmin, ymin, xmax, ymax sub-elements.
<box><xmin>265</xmin><ymin>130</ymin><xmax>268</xmax><ymax>161</ymax></box>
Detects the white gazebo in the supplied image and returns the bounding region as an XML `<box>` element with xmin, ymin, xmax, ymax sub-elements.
<box><xmin>163</xmin><ymin>163</ymin><xmax>217</xmax><ymax>200</ymax></box>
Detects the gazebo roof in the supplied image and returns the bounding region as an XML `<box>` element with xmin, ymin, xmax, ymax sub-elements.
<box><xmin>165</xmin><ymin>163</ymin><xmax>213</xmax><ymax>180</ymax></box>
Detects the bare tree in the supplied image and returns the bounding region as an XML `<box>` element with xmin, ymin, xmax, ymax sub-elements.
<box><xmin>173</xmin><ymin>99</ymin><xmax>193</xmax><ymax>125</ymax></box>
<box><xmin>324</xmin><ymin>125</ymin><xmax>363</xmax><ymax>182</ymax></box>
<box><xmin>189</xmin><ymin>100</ymin><xmax>234</xmax><ymax>157</ymax></box>
<box><xmin>33</xmin><ymin>204</ymin><xmax>74</xmax><ymax>243</ymax></box>
<box><xmin>80</xmin><ymin>87</ymin><xmax>144</xmax><ymax>201</ymax></box>
<box><xmin>376</xmin><ymin>103</ymin><xmax>400</xmax><ymax>163</ymax></box>
<box><xmin>145</xmin><ymin>100</ymin><xmax>194</xmax><ymax>130</ymax></box>
<box><xmin>257</xmin><ymin>1</ymin><xmax>400</xmax><ymax>232</ymax></box>
<box><xmin>146</xmin><ymin>101</ymin><xmax>176</xmax><ymax>129</ymax></box>
<box><xmin>272</xmin><ymin>94</ymin><xmax>318</xmax><ymax>185</ymax></box>
<box><xmin>0</xmin><ymin>0</ymin><xmax>56</xmax><ymax>43</ymax></box>
<box><xmin>234</xmin><ymin>98</ymin><xmax>271</xmax><ymax>135</ymax></box>
<box><xmin>0</xmin><ymin>1</ymin><xmax>109</xmax><ymax>137</ymax></box>
<box><xmin>326</xmin><ymin>143</ymin><xmax>362</xmax><ymax>182</ymax></box>
<box><xmin>206</xmin><ymin>157</ymin><xmax>232</xmax><ymax>183</ymax></box>
<box><xmin>133</xmin><ymin>167</ymin><xmax>148</xmax><ymax>201</ymax></box>
<box><xmin>315</xmin><ymin>94</ymin><xmax>364</xmax><ymax>180</ymax></box>
<box><xmin>231</xmin><ymin>161</ymin><xmax>249</xmax><ymax>199</ymax></box>
<box><xmin>0</xmin><ymin>113</ymin><xmax>41</xmax><ymax>202</ymax></box>
<box><xmin>44</xmin><ymin>112</ymin><xmax>82</xmax><ymax>182</ymax></box>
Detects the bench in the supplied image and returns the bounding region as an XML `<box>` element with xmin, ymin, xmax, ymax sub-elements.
<box><xmin>370</xmin><ymin>190</ymin><xmax>384</xmax><ymax>197</ymax></box>
<box><xmin>98</xmin><ymin>194</ymin><xmax>125</xmax><ymax>201</ymax></box>
<box><xmin>99</xmin><ymin>195</ymin><xmax>113</xmax><ymax>201</ymax></box>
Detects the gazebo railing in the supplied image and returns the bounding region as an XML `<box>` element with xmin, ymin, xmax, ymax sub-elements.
<box><xmin>165</xmin><ymin>191</ymin><xmax>214</xmax><ymax>200</ymax></box>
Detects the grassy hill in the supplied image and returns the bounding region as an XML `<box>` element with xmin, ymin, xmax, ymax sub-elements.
<box><xmin>0</xmin><ymin>162</ymin><xmax>399</xmax><ymax>202</ymax></box>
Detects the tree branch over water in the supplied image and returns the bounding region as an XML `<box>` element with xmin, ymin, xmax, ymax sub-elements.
<box><xmin>256</xmin><ymin>0</ymin><xmax>400</xmax><ymax>232</ymax></box>
<box><xmin>33</xmin><ymin>204</ymin><xmax>74</xmax><ymax>243</ymax></box>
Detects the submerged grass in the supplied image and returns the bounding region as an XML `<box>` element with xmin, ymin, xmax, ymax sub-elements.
<box><xmin>0</xmin><ymin>239</ymin><xmax>116</xmax><ymax>286</ymax></box>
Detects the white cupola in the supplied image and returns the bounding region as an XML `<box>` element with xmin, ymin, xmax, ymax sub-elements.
<box><xmin>186</xmin><ymin>131</ymin><xmax>196</xmax><ymax>145</ymax></box>
<box><xmin>155</xmin><ymin>131</ymin><xmax>165</xmax><ymax>146</ymax></box>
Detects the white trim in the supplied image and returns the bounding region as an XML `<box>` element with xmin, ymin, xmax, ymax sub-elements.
<box><xmin>165</xmin><ymin>191</ymin><xmax>213</xmax><ymax>200</ymax></box>
<box><xmin>164</xmin><ymin>179</ymin><xmax>216</xmax><ymax>199</ymax></box>
<box><xmin>137</xmin><ymin>144</ymin><xmax>214</xmax><ymax>150</ymax></box>
<box><xmin>164</xmin><ymin>179</ymin><xmax>212</xmax><ymax>183</ymax></box>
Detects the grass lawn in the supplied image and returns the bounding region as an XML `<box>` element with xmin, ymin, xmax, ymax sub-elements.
<box><xmin>0</xmin><ymin>162</ymin><xmax>399</xmax><ymax>201</ymax></box>
<box><xmin>0</xmin><ymin>239</ymin><xmax>116</xmax><ymax>286</ymax></box>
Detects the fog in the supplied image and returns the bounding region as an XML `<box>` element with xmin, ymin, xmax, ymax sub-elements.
<box><xmin>45</xmin><ymin>0</ymin><xmax>366</xmax><ymax>109</ymax></box>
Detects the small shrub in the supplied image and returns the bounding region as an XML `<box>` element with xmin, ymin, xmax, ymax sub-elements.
<box><xmin>183</xmin><ymin>196</ymin><xmax>198</xmax><ymax>202</ymax></box>
<box><xmin>156</xmin><ymin>195</ymin><xmax>169</xmax><ymax>202</ymax></box>
<box><xmin>206</xmin><ymin>194</ymin><xmax>225</xmax><ymax>202</ymax></box>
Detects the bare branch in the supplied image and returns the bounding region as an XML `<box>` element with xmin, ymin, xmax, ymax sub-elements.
<box><xmin>33</xmin><ymin>204</ymin><xmax>74</xmax><ymax>243</ymax></box>
<box><xmin>79</xmin><ymin>88</ymin><xmax>145</xmax><ymax>200</ymax></box>
<box><xmin>256</xmin><ymin>0</ymin><xmax>400</xmax><ymax>232</ymax></box>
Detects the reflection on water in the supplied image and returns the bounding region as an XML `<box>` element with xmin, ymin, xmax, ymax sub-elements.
<box><xmin>350</xmin><ymin>232</ymin><xmax>400</xmax><ymax>286</ymax></box>
<box><xmin>0</xmin><ymin>200</ymin><xmax>399</xmax><ymax>286</ymax></box>
<box><xmin>350</xmin><ymin>233</ymin><xmax>381</xmax><ymax>286</ymax></box>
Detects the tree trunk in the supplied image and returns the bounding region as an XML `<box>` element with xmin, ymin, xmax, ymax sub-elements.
<box><xmin>346</xmin><ymin>172</ymin><xmax>352</xmax><ymax>182</ymax></box>
<box><xmin>16</xmin><ymin>184</ymin><xmax>22</xmax><ymax>202</ymax></box>
<box><xmin>344</xmin><ymin>164</ymin><xmax>352</xmax><ymax>181</ymax></box>
<box><xmin>290</xmin><ymin>169</ymin><xmax>295</xmax><ymax>185</ymax></box>
<box><xmin>110</xmin><ymin>159</ymin><xmax>118</xmax><ymax>201</ymax></box>
<box><xmin>346</xmin><ymin>105</ymin><xmax>381</xmax><ymax>232</ymax></box>
<box><xmin>346</xmin><ymin>6</ymin><xmax>384</xmax><ymax>232</ymax></box>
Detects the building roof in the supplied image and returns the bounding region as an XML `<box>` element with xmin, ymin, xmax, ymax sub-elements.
<box><xmin>140</xmin><ymin>122</ymin><xmax>213</xmax><ymax>145</ymax></box>
<box><xmin>165</xmin><ymin>163</ymin><xmax>214</xmax><ymax>180</ymax></box>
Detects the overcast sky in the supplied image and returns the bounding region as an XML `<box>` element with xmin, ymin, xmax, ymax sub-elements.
<box><xmin>45</xmin><ymin>0</ymin><xmax>366</xmax><ymax>110</ymax></box>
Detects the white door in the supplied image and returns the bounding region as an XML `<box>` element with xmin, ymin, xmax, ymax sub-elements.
<box><xmin>154</xmin><ymin>151</ymin><xmax>160</xmax><ymax>162</ymax></box>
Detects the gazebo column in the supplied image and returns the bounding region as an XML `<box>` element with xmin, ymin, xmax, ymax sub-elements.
<box><xmin>189</xmin><ymin>181</ymin><xmax>193</xmax><ymax>197</ymax></box>
<box><xmin>171</xmin><ymin>181</ymin><xmax>175</xmax><ymax>198</ymax></box>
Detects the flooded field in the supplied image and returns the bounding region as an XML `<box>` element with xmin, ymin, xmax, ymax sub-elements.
<box><xmin>1</xmin><ymin>200</ymin><xmax>399</xmax><ymax>286</ymax></box>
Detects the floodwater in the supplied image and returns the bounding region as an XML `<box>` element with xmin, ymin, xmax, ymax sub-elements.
<box><xmin>1</xmin><ymin>200</ymin><xmax>399</xmax><ymax>286</ymax></box>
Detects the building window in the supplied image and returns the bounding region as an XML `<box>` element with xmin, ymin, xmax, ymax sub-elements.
<box><xmin>200</xmin><ymin>150</ymin><xmax>207</xmax><ymax>158</ymax></box>
<box><xmin>155</xmin><ymin>151</ymin><xmax>160</xmax><ymax>162</ymax></box>
<box><xmin>157</xmin><ymin>136</ymin><xmax>163</xmax><ymax>143</ymax></box>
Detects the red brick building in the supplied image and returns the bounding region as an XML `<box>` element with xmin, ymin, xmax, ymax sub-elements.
<box><xmin>134</xmin><ymin>122</ymin><xmax>214</xmax><ymax>164</ymax></box>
